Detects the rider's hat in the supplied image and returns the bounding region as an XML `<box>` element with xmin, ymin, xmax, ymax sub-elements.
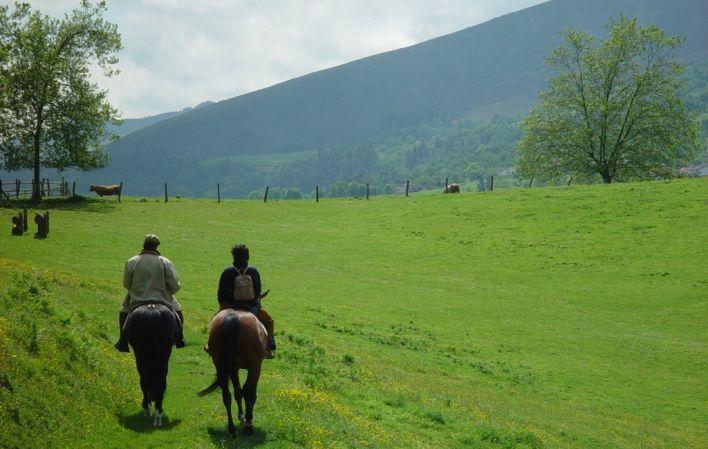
<box><xmin>143</xmin><ymin>234</ymin><xmax>160</xmax><ymax>247</ymax></box>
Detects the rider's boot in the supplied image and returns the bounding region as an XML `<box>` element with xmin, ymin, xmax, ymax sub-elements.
<box><xmin>114</xmin><ymin>312</ymin><xmax>130</xmax><ymax>353</ymax></box>
<box><xmin>266</xmin><ymin>333</ymin><xmax>276</xmax><ymax>359</ymax></box>
<box><xmin>175</xmin><ymin>311</ymin><xmax>186</xmax><ymax>348</ymax></box>
<box><xmin>258</xmin><ymin>309</ymin><xmax>276</xmax><ymax>359</ymax></box>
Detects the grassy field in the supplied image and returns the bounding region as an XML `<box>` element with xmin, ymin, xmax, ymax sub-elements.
<box><xmin>0</xmin><ymin>179</ymin><xmax>706</xmax><ymax>449</ymax></box>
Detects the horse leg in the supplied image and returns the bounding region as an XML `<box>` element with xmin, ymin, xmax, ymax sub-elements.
<box><xmin>135</xmin><ymin>352</ymin><xmax>151</xmax><ymax>417</ymax></box>
<box><xmin>220</xmin><ymin>377</ymin><xmax>236</xmax><ymax>437</ymax></box>
<box><xmin>230</xmin><ymin>370</ymin><xmax>244</xmax><ymax>424</ymax></box>
<box><xmin>153</xmin><ymin>350</ymin><xmax>170</xmax><ymax>427</ymax></box>
<box><xmin>242</xmin><ymin>365</ymin><xmax>261</xmax><ymax>435</ymax></box>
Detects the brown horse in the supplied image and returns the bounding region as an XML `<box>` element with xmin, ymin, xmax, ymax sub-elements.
<box><xmin>198</xmin><ymin>309</ymin><xmax>268</xmax><ymax>437</ymax></box>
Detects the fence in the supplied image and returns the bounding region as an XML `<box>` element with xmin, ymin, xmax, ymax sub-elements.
<box><xmin>0</xmin><ymin>178</ymin><xmax>70</xmax><ymax>200</ymax></box>
<box><xmin>0</xmin><ymin>174</ymin><xmax>533</xmax><ymax>203</ymax></box>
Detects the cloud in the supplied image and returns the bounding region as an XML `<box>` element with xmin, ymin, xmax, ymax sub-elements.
<box><xmin>3</xmin><ymin>0</ymin><xmax>546</xmax><ymax>117</ymax></box>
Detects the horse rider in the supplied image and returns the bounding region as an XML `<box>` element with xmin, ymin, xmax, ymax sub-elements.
<box><xmin>115</xmin><ymin>234</ymin><xmax>186</xmax><ymax>352</ymax></box>
<box><xmin>216</xmin><ymin>244</ymin><xmax>276</xmax><ymax>358</ymax></box>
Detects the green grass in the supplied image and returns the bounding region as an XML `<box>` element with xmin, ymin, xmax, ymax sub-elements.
<box><xmin>0</xmin><ymin>179</ymin><xmax>706</xmax><ymax>448</ymax></box>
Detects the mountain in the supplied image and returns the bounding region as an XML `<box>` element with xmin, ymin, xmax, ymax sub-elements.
<box><xmin>105</xmin><ymin>101</ymin><xmax>214</xmax><ymax>138</ymax></box>
<box><xmin>85</xmin><ymin>0</ymin><xmax>707</xmax><ymax>196</ymax></box>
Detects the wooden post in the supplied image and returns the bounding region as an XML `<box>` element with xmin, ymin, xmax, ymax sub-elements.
<box><xmin>528</xmin><ymin>176</ymin><xmax>534</xmax><ymax>188</ymax></box>
<box><xmin>72</xmin><ymin>181</ymin><xmax>76</xmax><ymax>196</ymax></box>
<box><xmin>316</xmin><ymin>185</ymin><xmax>319</xmax><ymax>202</ymax></box>
<box><xmin>405</xmin><ymin>180</ymin><xmax>410</xmax><ymax>197</ymax></box>
<box><xmin>16</xmin><ymin>179</ymin><xmax>20</xmax><ymax>198</ymax></box>
<box><xmin>118</xmin><ymin>181</ymin><xmax>123</xmax><ymax>203</ymax></box>
<box><xmin>567</xmin><ymin>176</ymin><xmax>573</xmax><ymax>186</ymax></box>
<box><xmin>445</xmin><ymin>177</ymin><xmax>449</xmax><ymax>193</ymax></box>
<box><xmin>164</xmin><ymin>183</ymin><xmax>168</xmax><ymax>202</ymax></box>
<box><xmin>490</xmin><ymin>175</ymin><xmax>494</xmax><ymax>191</ymax></box>
<box><xmin>0</xmin><ymin>180</ymin><xmax>3</xmax><ymax>199</ymax></box>
<box><xmin>46</xmin><ymin>178</ymin><xmax>52</xmax><ymax>197</ymax></box>
<box><xmin>366</xmin><ymin>183</ymin><xmax>369</xmax><ymax>200</ymax></box>
<box><xmin>61</xmin><ymin>177</ymin><xmax>65</xmax><ymax>196</ymax></box>
<box><xmin>11</xmin><ymin>213</ymin><xmax>23</xmax><ymax>236</ymax></box>
<box><xmin>217</xmin><ymin>183</ymin><xmax>221</xmax><ymax>203</ymax></box>
<box><xmin>263</xmin><ymin>186</ymin><xmax>269</xmax><ymax>203</ymax></box>
<box><xmin>23</xmin><ymin>208</ymin><xmax>28</xmax><ymax>231</ymax></box>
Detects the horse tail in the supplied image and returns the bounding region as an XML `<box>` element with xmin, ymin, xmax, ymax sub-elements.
<box><xmin>198</xmin><ymin>314</ymin><xmax>240</xmax><ymax>397</ymax></box>
<box><xmin>197</xmin><ymin>378</ymin><xmax>220</xmax><ymax>397</ymax></box>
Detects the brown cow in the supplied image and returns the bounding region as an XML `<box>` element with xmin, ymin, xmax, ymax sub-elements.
<box><xmin>445</xmin><ymin>183</ymin><xmax>460</xmax><ymax>193</ymax></box>
<box><xmin>90</xmin><ymin>184</ymin><xmax>121</xmax><ymax>196</ymax></box>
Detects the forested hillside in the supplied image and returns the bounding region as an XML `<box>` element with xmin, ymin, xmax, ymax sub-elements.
<box><xmin>32</xmin><ymin>0</ymin><xmax>708</xmax><ymax>196</ymax></box>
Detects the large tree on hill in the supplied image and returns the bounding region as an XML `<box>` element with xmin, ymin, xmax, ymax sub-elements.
<box><xmin>0</xmin><ymin>1</ymin><xmax>121</xmax><ymax>200</ymax></box>
<box><xmin>516</xmin><ymin>16</ymin><xmax>701</xmax><ymax>184</ymax></box>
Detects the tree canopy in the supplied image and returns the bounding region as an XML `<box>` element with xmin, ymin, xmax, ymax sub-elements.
<box><xmin>0</xmin><ymin>1</ymin><xmax>121</xmax><ymax>200</ymax></box>
<box><xmin>516</xmin><ymin>16</ymin><xmax>701</xmax><ymax>184</ymax></box>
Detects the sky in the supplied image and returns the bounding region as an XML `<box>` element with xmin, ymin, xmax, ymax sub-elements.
<box><xmin>4</xmin><ymin>0</ymin><xmax>547</xmax><ymax>117</ymax></box>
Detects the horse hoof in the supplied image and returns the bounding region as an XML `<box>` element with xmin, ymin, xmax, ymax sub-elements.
<box><xmin>243</xmin><ymin>424</ymin><xmax>254</xmax><ymax>436</ymax></box>
<box><xmin>228</xmin><ymin>424</ymin><xmax>237</xmax><ymax>437</ymax></box>
<box><xmin>143</xmin><ymin>407</ymin><xmax>150</xmax><ymax>417</ymax></box>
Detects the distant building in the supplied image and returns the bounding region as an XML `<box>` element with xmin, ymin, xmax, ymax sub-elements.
<box><xmin>678</xmin><ymin>163</ymin><xmax>708</xmax><ymax>177</ymax></box>
<box><xmin>497</xmin><ymin>167</ymin><xmax>515</xmax><ymax>176</ymax></box>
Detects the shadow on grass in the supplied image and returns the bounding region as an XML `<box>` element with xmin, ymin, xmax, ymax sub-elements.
<box><xmin>0</xmin><ymin>196</ymin><xmax>118</xmax><ymax>213</ymax></box>
<box><xmin>208</xmin><ymin>426</ymin><xmax>267</xmax><ymax>448</ymax></box>
<box><xmin>117</xmin><ymin>410</ymin><xmax>182</xmax><ymax>433</ymax></box>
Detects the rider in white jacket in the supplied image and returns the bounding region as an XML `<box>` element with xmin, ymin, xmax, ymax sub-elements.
<box><xmin>115</xmin><ymin>234</ymin><xmax>185</xmax><ymax>352</ymax></box>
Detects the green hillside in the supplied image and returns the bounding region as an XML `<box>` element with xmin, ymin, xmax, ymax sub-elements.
<box><xmin>69</xmin><ymin>0</ymin><xmax>707</xmax><ymax>197</ymax></box>
<box><xmin>1</xmin><ymin>179</ymin><xmax>706</xmax><ymax>448</ymax></box>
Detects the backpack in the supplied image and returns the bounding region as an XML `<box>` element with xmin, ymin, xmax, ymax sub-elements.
<box><xmin>233</xmin><ymin>267</ymin><xmax>255</xmax><ymax>301</ymax></box>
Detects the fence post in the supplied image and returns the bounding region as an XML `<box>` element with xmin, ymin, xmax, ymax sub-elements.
<box><xmin>567</xmin><ymin>176</ymin><xmax>573</xmax><ymax>186</ymax></box>
<box><xmin>263</xmin><ymin>186</ymin><xmax>269</xmax><ymax>203</ymax></box>
<box><xmin>405</xmin><ymin>180</ymin><xmax>410</xmax><ymax>197</ymax></box>
<box><xmin>528</xmin><ymin>176</ymin><xmax>534</xmax><ymax>188</ymax></box>
<box><xmin>0</xmin><ymin>180</ymin><xmax>3</xmax><ymax>199</ymax></box>
<box><xmin>490</xmin><ymin>175</ymin><xmax>494</xmax><ymax>192</ymax></box>
<box><xmin>72</xmin><ymin>181</ymin><xmax>76</xmax><ymax>196</ymax></box>
<box><xmin>61</xmin><ymin>177</ymin><xmax>65</xmax><ymax>196</ymax></box>
<box><xmin>164</xmin><ymin>183</ymin><xmax>168</xmax><ymax>202</ymax></box>
<box><xmin>366</xmin><ymin>183</ymin><xmax>369</xmax><ymax>200</ymax></box>
<box><xmin>316</xmin><ymin>185</ymin><xmax>319</xmax><ymax>202</ymax></box>
<box><xmin>445</xmin><ymin>177</ymin><xmax>449</xmax><ymax>193</ymax></box>
<box><xmin>118</xmin><ymin>182</ymin><xmax>123</xmax><ymax>203</ymax></box>
<box><xmin>16</xmin><ymin>179</ymin><xmax>20</xmax><ymax>198</ymax></box>
<box><xmin>217</xmin><ymin>183</ymin><xmax>221</xmax><ymax>203</ymax></box>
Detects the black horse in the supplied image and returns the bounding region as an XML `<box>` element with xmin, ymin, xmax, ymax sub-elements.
<box><xmin>125</xmin><ymin>303</ymin><xmax>180</xmax><ymax>426</ymax></box>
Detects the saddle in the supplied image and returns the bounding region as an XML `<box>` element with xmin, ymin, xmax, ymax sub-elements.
<box><xmin>126</xmin><ymin>301</ymin><xmax>182</xmax><ymax>328</ymax></box>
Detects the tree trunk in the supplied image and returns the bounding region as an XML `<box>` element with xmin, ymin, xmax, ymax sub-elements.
<box><xmin>601</xmin><ymin>173</ymin><xmax>612</xmax><ymax>184</ymax></box>
<box><xmin>31</xmin><ymin>133</ymin><xmax>41</xmax><ymax>201</ymax></box>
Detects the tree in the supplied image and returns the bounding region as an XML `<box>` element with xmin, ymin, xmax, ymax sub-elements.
<box><xmin>516</xmin><ymin>17</ymin><xmax>700</xmax><ymax>184</ymax></box>
<box><xmin>0</xmin><ymin>1</ymin><xmax>121</xmax><ymax>200</ymax></box>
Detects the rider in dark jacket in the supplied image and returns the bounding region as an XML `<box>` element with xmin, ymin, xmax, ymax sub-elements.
<box><xmin>217</xmin><ymin>244</ymin><xmax>276</xmax><ymax>358</ymax></box>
